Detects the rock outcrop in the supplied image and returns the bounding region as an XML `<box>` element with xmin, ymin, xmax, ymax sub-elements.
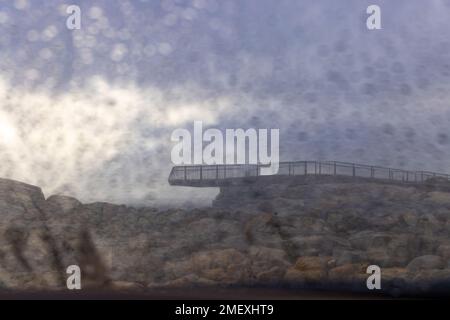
<box><xmin>0</xmin><ymin>176</ymin><xmax>450</xmax><ymax>296</ymax></box>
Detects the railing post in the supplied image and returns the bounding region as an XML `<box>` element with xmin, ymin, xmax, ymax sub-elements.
<box><xmin>352</xmin><ymin>164</ymin><xmax>355</xmax><ymax>177</ymax></box>
<box><xmin>256</xmin><ymin>164</ymin><xmax>259</xmax><ymax>176</ymax></box>
<box><xmin>370</xmin><ymin>167</ymin><xmax>374</xmax><ymax>178</ymax></box>
<box><xmin>184</xmin><ymin>166</ymin><xmax>187</xmax><ymax>180</ymax></box>
<box><xmin>315</xmin><ymin>162</ymin><xmax>317</xmax><ymax>175</ymax></box>
<box><xmin>319</xmin><ymin>162</ymin><xmax>322</xmax><ymax>175</ymax></box>
<box><xmin>216</xmin><ymin>165</ymin><xmax>219</xmax><ymax>179</ymax></box>
<box><xmin>289</xmin><ymin>163</ymin><xmax>291</xmax><ymax>176</ymax></box>
<box><xmin>304</xmin><ymin>162</ymin><xmax>307</xmax><ymax>175</ymax></box>
<box><xmin>200</xmin><ymin>166</ymin><xmax>203</xmax><ymax>180</ymax></box>
<box><xmin>334</xmin><ymin>162</ymin><xmax>337</xmax><ymax>175</ymax></box>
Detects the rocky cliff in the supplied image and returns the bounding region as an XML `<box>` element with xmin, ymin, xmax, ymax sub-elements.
<box><xmin>0</xmin><ymin>176</ymin><xmax>450</xmax><ymax>297</ymax></box>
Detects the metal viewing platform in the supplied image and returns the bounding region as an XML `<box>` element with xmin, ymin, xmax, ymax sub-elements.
<box><xmin>168</xmin><ymin>161</ymin><xmax>450</xmax><ymax>187</ymax></box>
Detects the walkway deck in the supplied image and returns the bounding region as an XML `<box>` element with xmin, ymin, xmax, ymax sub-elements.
<box><xmin>168</xmin><ymin>161</ymin><xmax>450</xmax><ymax>187</ymax></box>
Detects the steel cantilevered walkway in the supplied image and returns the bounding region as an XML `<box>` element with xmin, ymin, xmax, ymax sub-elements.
<box><xmin>168</xmin><ymin>161</ymin><xmax>450</xmax><ymax>187</ymax></box>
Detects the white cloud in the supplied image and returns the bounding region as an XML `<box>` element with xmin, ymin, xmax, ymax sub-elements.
<box><xmin>0</xmin><ymin>76</ymin><xmax>226</xmax><ymax>205</ymax></box>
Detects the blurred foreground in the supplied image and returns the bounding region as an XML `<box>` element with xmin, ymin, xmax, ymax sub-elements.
<box><xmin>1</xmin><ymin>175</ymin><xmax>450</xmax><ymax>298</ymax></box>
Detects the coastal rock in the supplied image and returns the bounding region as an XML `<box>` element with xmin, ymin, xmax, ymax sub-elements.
<box><xmin>46</xmin><ymin>195</ymin><xmax>81</xmax><ymax>214</ymax></box>
<box><xmin>0</xmin><ymin>175</ymin><xmax>449</xmax><ymax>296</ymax></box>
<box><xmin>406</xmin><ymin>255</ymin><xmax>445</xmax><ymax>272</ymax></box>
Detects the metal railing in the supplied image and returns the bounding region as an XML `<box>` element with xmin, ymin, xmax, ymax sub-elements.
<box><xmin>168</xmin><ymin>161</ymin><xmax>450</xmax><ymax>186</ymax></box>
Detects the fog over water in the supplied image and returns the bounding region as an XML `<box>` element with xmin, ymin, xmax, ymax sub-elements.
<box><xmin>0</xmin><ymin>0</ymin><xmax>450</xmax><ymax>205</ymax></box>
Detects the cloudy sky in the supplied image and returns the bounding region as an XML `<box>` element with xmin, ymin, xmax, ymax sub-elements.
<box><xmin>0</xmin><ymin>0</ymin><xmax>450</xmax><ymax>205</ymax></box>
